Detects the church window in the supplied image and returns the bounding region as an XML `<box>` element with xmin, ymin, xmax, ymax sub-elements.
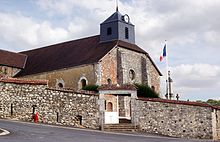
<box><xmin>151</xmin><ymin>86</ymin><xmax>155</xmax><ymax>91</ymax></box>
<box><xmin>107</xmin><ymin>102</ymin><xmax>113</xmax><ymax>112</ymax></box>
<box><xmin>129</xmin><ymin>69</ymin><xmax>135</xmax><ymax>80</ymax></box>
<box><xmin>3</xmin><ymin>67</ymin><xmax>7</xmax><ymax>74</ymax></box>
<box><xmin>81</xmin><ymin>79</ymin><xmax>87</xmax><ymax>88</ymax></box>
<box><xmin>107</xmin><ymin>78</ymin><xmax>112</xmax><ymax>85</ymax></box>
<box><xmin>125</xmin><ymin>27</ymin><xmax>129</xmax><ymax>39</ymax></box>
<box><xmin>78</xmin><ymin>76</ymin><xmax>88</xmax><ymax>90</ymax></box>
<box><xmin>107</xmin><ymin>27</ymin><xmax>112</xmax><ymax>35</ymax></box>
<box><xmin>56</xmin><ymin>79</ymin><xmax>65</xmax><ymax>88</ymax></box>
<box><xmin>58</xmin><ymin>83</ymin><xmax>64</xmax><ymax>88</ymax></box>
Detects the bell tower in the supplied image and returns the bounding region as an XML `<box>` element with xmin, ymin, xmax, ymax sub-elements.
<box><xmin>100</xmin><ymin>9</ymin><xmax>135</xmax><ymax>44</ymax></box>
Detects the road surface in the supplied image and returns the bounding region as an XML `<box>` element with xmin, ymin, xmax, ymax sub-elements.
<box><xmin>0</xmin><ymin>119</ymin><xmax>215</xmax><ymax>142</ymax></box>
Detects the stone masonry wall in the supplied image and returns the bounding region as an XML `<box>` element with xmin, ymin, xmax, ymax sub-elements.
<box><xmin>135</xmin><ymin>99</ymin><xmax>219</xmax><ymax>140</ymax></box>
<box><xmin>0</xmin><ymin>81</ymin><xmax>100</xmax><ymax>129</ymax></box>
<box><xmin>215</xmin><ymin>109</ymin><xmax>220</xmax><ymax>139</ymax></box>
<box><xmin>118</xmin><ymin>47</ymin><xmax>160</xmax><ymax>94</ymax></box>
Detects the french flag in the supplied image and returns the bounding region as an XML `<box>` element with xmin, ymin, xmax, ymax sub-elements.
<box><xmin>160</xmin><ymin>44</ymin><xmax>166</xmax><ymax>62</ymax></box>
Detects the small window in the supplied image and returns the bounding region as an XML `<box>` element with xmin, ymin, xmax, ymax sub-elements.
<box><xmin>107</xmin><ymin>78</ymin><xmax>112</xmax><ymax>85</ymax></box>
<box><xmin>125</xmin><ymin>27</ymin><xmax>129</xmax><ymax>39</ymax></box>
<box><xmin>81</xmin><ymin>79</ymin><xmax>87</xmax><ymax>88</ymax></box>
<box><xmin>3</xmin><ymin>68</ymin><xmax>7</xmax><ymax>74</ymax></box>
<box><xmin>129</xmin><ymin>69</ymin><xmax>135</xmax><ymax>80</ymax></box>
<box><xmin>58</xmin><ymin>83</ymin><xmax>63</xmax><ymax>88</ymax></box>
<box><xmin>107</xmin><ymin>27</ymin><xmax>112</xmax><ymax>35</ymax></box>
<box><xmin>151</xmin><ymin>86</ymin><xmax>155</xmax><ymax>91</ymax></box>
<box><xmin>107</xmin><ymin>102</ymin><xmax>113</xmax><ymax>112</ymax></box>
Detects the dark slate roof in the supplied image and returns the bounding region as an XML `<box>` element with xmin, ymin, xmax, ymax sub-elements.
<box><xmin>102</xmin><ymin>11</ymin><xmax>123</xmax><ymax>24</ymax></box>
<box><xmin>0</xmin><ymin>49</ymin><xmax>27</xmax><ymax>69</ymax></box>
<box><xmin>16</xmin><ymin>35</ymin><xmax>161</xmax><ymax>77</ymax></box>
<box><xmin>101</xmin><ymin>11</ymin><xmax>133</xmax><ymax>25</ymax></box>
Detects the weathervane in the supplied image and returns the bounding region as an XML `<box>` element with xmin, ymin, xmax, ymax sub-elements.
<box><xmin>116</xmin><ymin>0</ymin><xmax>119</xmax><ymax>11</ymax></box>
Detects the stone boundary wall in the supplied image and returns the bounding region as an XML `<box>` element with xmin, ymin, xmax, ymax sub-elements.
<box><xmin>0</xmin><ymin>79</ymin><xmax>100</xmax><ymax>129</ymax></box>
<box><xmin>135</xmin><ymin>98</ymin><xmax>220</xmax><ymax>140</ymax></box>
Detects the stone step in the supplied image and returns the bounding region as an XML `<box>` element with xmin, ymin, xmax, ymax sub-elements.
<box><xmin>104</xmin><ymin>123</ymin><xmax>137</xmax><ymax>132</ymax></box>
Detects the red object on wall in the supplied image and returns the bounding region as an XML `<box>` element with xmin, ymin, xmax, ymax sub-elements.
<box><xmin>34</xmin><ymin>112</ymin><xmax>38</xmax><ymax>123</ymax></box>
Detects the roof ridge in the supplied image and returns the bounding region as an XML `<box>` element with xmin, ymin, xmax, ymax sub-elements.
<box><xmin>0</xmin><ymin>49</ymin><xmax>27</xmax><ymax>57</ymax></box>
<box><xmin>20</xmin><ymin>35</ymin><xmax>100</xmax><ymax>53</ymax></box>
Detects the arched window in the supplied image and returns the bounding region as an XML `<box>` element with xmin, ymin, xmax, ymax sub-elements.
<box><xmin>107</xmin><ymin>102</ymin><xmax>113</xmax><ymax>112</ymax></box>
<box><xmin>107</xmin><ymin>27</ymin><xmax>112</xmax><ymax>35</ymax></box>
<box><xmin>58</xmin><ymin>83</ymin><xmax>63</xmax><ymax>88</ymax></box>
<box><xmin>151</xmin><ymin>86</ymin><xmax>155</xmax><ymax>91</ymax></box>
<box><xmin>56</xmin><ymin>79</ymin><xmax>65</xmax><ymax>88</ymax></box>
<box><xmin>78</xmin><ymin>76</ymin><xmax>88</xmax><ymax>90</ymax></box>
<box><xmin>129</xmin><ymin>69</ymin><xmax>135</xmax><ymax>80</ymax></box>
<box><xmin>3</xmin><ymin>67</ymin><xmax>7</xmax><ymax>74</ymax></box>
<box><xmin>81</xmin><ymin>79</ymin><xmax>87</xmax><ymax>89</ymax></box>
<box><xmin>107</xmin><ymin>78</ymin><xmax>112</xmax><ymax>85</ymax></box>
<box><xmin>125</xmin><ymin>27</ymin><xmax>129</xmax><ymax>39</ymax></box>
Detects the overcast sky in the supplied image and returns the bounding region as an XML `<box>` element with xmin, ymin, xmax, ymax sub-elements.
<box><xmin>0</xmin><ymin>0</ymin><xmax>219</xmax><ymax>101</ymax></box>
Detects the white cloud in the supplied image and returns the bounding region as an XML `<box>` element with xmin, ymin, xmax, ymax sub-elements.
<box><xmin>0</xmin><ymin>12</ymin><xmax>69</xmax><ymax>51</ymax></box>
<box><xmin>171</xmin><ymin>64</ymin><xmax>220</xmax><ymax>88</ymax></box>
<box><xmin>0</xmin><ymin>0</ymin><xmax>220</xmax><ymax>100</ymax></box>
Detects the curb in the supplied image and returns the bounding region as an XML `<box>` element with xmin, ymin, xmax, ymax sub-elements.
<box><xmin>0</xmin><ymin>128</ymin><xmax>10</xmax><ymax>136</ymax></box>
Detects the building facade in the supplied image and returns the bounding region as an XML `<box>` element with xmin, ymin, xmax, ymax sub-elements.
<box><xmin>16</xmin><ymin>10</ymin><xmax>161</xmax><ymax>93</ymax></box>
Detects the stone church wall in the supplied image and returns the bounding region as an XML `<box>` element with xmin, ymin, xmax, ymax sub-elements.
<box><xmin>98</xmin><ymin>48</ymin><xmax>118</xmax><ymax>85</ymax></box>
<box><xmin>0</xmin><ymin>80</ymin><xmax>100</xmax><ymax>129</ymax></box>
<box><xmin>20</xmin><ymin>64</ymin><xmax>96</xmax><ymax>91</ymax></box>
<box><xmin>135</xmin><ymin>98</ymin><xmax>220</xmax><ymax>140</ymax></box>
<box><xmin>118</xmin><ymin>47</ymin><xmax>160</xmax><ymax>93</ymax></box>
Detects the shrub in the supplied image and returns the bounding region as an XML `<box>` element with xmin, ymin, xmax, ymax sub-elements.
<box><xmin>82</xmin><ymin>85</ymin><xmax>99</xmax><ymax>92</ymax></box>
<box><xmin>135</xmin><ymin>84</ymin><xmax>159</xmax><ymax>98</ymax></box>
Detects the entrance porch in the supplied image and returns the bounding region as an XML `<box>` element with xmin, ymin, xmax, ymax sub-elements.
<box><xmin>98</xmin><ymin>85</ymin><xmax>137</xmax><ymax>126</ymax></box>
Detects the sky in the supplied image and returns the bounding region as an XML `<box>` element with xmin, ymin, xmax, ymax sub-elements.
<box><xmin>0</xmin><ymin>0</ymin><xmax>219</xmax><ymax>101</ymax></box>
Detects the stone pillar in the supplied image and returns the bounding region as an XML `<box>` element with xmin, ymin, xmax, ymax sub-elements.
<box><xmin>99</xmin><ymin>93</ymin><xmax>105</xmax><ymax>130</ymax></box>
<box><xmin>130</xmin><ymin>91</ymin><xmax>137</xmax><ymax>126</ymax></box>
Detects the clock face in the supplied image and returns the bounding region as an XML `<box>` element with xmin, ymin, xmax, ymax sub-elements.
<box><xmin>123</xmin><ymin>14</ymin><xmax>130</xmax><ymax>23</ymax></box>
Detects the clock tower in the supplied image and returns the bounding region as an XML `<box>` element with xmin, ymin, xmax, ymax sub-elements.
<box><xmin>100</xmin><ymin>10</ymin><xmax>135</xmax><ymax>44</ymax></box>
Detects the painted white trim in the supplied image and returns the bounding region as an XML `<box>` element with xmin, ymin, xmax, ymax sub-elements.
<box><xmin>0</xmin><ymin>128</ymin><xmax>10</xmax><ymax>136</ymax></box>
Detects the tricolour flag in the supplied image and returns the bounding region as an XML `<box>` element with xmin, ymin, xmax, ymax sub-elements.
<box><xmin>160</xmin><ymin>44</ymin><xmax>166</xmax><ymax>62</ymax></box>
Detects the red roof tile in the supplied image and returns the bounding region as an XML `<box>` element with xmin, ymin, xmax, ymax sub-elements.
<box><xmin>0</xmin><ymin>78</ymin><xmax>47</xmax><ymax>85</ymax></box>
<box><xmin>0</xmin><ymin>49</ymin><xmax>27</xmax><ymax>69</ymax></box>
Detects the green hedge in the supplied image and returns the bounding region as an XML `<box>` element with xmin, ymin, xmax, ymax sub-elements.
<box><xmin>135</xmin><ymin>84</ymin><xmax>159</xmax><ymax>98</ymax></box>
<box><xmin>82</xmin><ymin>85</ymin><xmax>99</xmax><ymax>92</ymax></box>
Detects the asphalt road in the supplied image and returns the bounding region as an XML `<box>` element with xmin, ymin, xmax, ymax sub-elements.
<box><xmin>0</xmin><ymin>119</ymin><xmax>216</xmax><ymax>142</ymax></box>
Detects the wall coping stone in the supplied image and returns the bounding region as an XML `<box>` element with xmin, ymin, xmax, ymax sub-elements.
<box><xmin>0</xmin><ymin>77</ymin><xmax>47</xmax><ymax>85</ymax></box>
<box><xmin>138</xmin><ymin>98</ymin><xmax>220</xmax><ymax>110</ymax></box>
<box><xmin>47</xmin><ymin>87</ymin><xmax>98</xmax><ymax>96</ymax></box>
<box><xmin>98</xmin><ymin>84</ymin><xmax>136</xmax><ymax>90</ymax></box>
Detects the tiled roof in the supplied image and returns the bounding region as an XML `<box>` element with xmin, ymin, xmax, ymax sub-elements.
<box><xmin>16</xmin><ymin>35</ymin><xmax>161</xmax><ymax>77</ymax></box>
<box><xmin>0</xmin><ymin>49</ymin><xmax>27</xmax><ymax>69</ymax></box>
<box><xmin>101</xmin><ymin>11</ymin><xmax>133</xmax><ymax>25</ymax></box>
<box><xmin>102</xmin><ymin>11</ymin><xmax>123</xmax><ymax>24</ymax></box>
<box><xmin>138</xmin><ymin>98</ymin><xmax>220</xmax><ymax>110</ymax></box>
<box><xmin>0</xmin><ymin>78</ymin><xmax>47</xmax><ymax>85</ymax></box>
<box><xmin>98</xmin><ymin>84</ymin><xmax>137</xmax><ymax>91</ymax></box>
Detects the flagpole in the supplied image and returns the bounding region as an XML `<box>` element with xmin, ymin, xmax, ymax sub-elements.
<box><xmin>165</xmin><ymin>40</ymin><xmax>170</xmax><ymax>99</ymax></box>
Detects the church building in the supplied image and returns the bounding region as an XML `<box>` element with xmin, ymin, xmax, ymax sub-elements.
<box><xmin>15</xmin><ymin>9</ymin><xmax>162</xmax><ymax>93</ymax></box>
